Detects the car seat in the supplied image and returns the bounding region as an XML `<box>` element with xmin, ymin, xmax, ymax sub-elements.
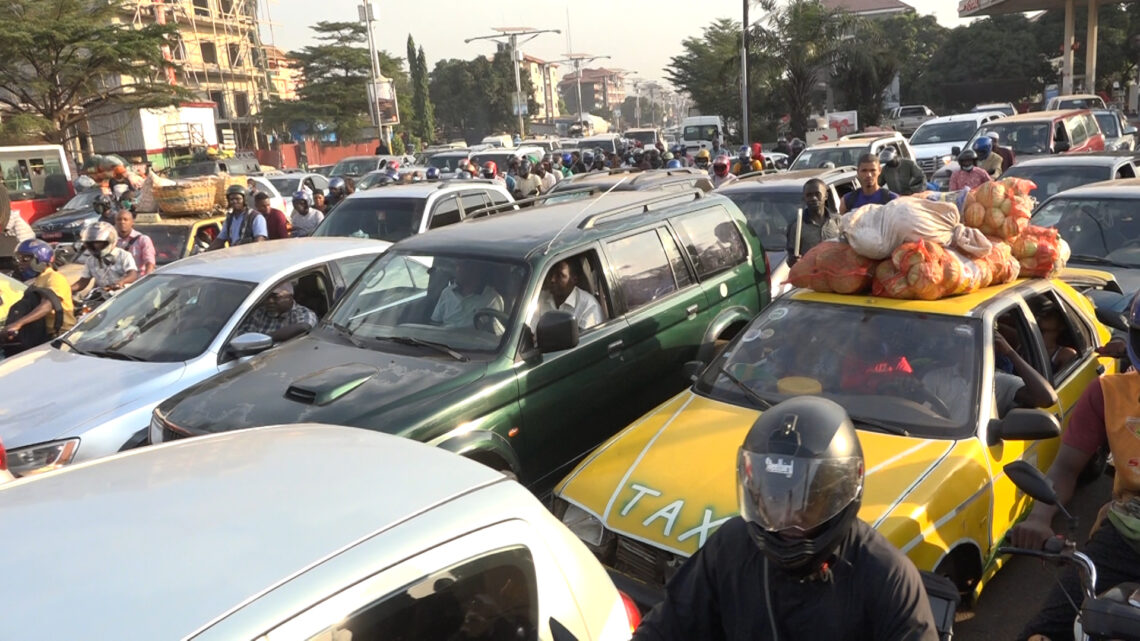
<box><xmin>293</xmin><ymin>274</ymin><xmax>329</xmax><ymax>319</ymax></box>
<box><xmin>576</xmin><ymin>256</ymin><xmax>610</xmax><ymax>322</ymax></box>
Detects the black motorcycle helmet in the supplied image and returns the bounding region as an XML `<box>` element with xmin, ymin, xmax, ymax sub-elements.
<box><xmin>737</xmin><ymin>396</ymin><xmax>864</xmax><ymax>578</ymax></box>
<box><xmin>878</xmin><ymin>147</ymin><xmax>900</xmax><ymax>168</ymax></box>
<box><xmin>92</xmin><ymin>194</ymin><xmax>113</xmax><ymax>216</ymax></box>
<box><xmin>957</xmin><ymin>148</ymin><xmax>978</xmax><ymax>170</ymax></box>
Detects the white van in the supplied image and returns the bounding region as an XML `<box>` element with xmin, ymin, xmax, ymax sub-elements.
<box><xmin>680</xmin><ymin>115</ymin><xmax>726</xmax><ymax>154</ymax></box>
<box><xmin>480</xmin><ymin>134</ymin><xmax>514</xmax><ymax>148</ymax></box>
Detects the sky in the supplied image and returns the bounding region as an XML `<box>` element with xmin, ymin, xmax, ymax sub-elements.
<box><xmin>262</xmin><ymin>0</ymin><xmax>974</xmax><ymax>88</ymax></box>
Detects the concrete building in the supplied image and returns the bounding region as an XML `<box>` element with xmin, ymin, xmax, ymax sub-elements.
<box><xmin>558</xmin><ymin>68</ymin><xmax>627</xmax><ymax>115</ymax></box>
<box><xmin>86</xmin><ymin>0</ymin><xmax>273</xmax><ymax>167</ymax></box>
<box><xmin>522</xmin><ymin>55</ymin><xmax>561</xmax><ymax>122</ymax></box>
<box><xmin>265</xmin><ymin>45</ymin><xmax>302</xmax><ymax>102</ymax></box>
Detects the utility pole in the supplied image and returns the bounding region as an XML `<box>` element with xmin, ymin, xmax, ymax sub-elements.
<box><xmin>358</xmin><ymin>1</ymin><xmax>382</xmax><ymax>141</ymax></box>
<box><xmin>741</xmin><ymin>0</ymin><xmax>750</xmax><ymax>149</ymax></box>
<box><xmin>550</xmin><ymin>54</ymin><xmax>610</xmax><ymax>129</ymax></box>
<box><xmin>466</xmin><ymin>27</ymin><xmax>560</xmax><ymax>138</ymax></box>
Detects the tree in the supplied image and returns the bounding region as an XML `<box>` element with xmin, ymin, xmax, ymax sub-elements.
<box><xmin>428</xmin><ymin>52</ymin><xmax>536</xmax><ymax>142</ymax></box>
<box><xmin>260</xmin><ymin>22</ymin><xmax>411</xmax><ymax>143</ymax></box>
<box><xmin>879</xmin><ymin>13</ymin><xmax>949</xmax><ymax>106</ymax></box>
<box><xmin>831</xmin><ymin>20</ymin><xmax>898</xmax><ymax>127</ymax></box>
<box><xmin>1032</xmin><ymin>4</ymin><xmax>1140</xmax><ymax>94</ymax></box>
<box><xmin>0</xmin><ymin>0</ymin><xmax>191</xmax><ymax>146</ymax></box>
<box><xmin>406</xmin><ymin>35</ymin><xmax>435</xmax><ymax>144</ymax></box>
<box><xmin>752</xmin><ymin>0</ymin><xmax>854</xmax><ymax>139</ymax></box>
<box><xmin>665</xmin><ymin>19</ymin><xmax>743</xmax><ymax>128</ymax></box>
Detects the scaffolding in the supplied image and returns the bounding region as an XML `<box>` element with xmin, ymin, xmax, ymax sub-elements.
<box><xmin>128</xmin><ymin>0</ymin><xmax>273</xmax><ymax>152</ymax></box>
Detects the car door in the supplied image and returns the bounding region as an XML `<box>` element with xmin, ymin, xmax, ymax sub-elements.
<box><xmin>513</xmin><ymin>248</ymin><xmax>631</xmax><ymax>488</ymax></box>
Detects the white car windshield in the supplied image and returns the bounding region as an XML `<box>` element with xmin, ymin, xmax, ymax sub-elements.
<box><xmin>790</xmin><ymin>147</ymin><xmax>863</xmax><ymax>170</ymax></box>
<box><xmin>327</xmin><ymin>252</ymin><xmax>528</xmax><ymax>354</ymax></box>
<box><xmin>66</xmin><ymin>274</ymin><xmax>255</xmax><ymax>362</ymax></box>
<box><xmin>695</xmin><ymin>301</ymin><xmax>981</xmax><ymax>438</ymax></box>
<box><xmin>911</xmin><ymin>122</ymin><xmax>979</xmax><ymax>145</ymax></box>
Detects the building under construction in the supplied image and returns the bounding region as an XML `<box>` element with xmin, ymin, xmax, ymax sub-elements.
<box><xmin>86</xmin><ymin>0</ymin><xmax>277</xmax><ymax>168</ymax></box>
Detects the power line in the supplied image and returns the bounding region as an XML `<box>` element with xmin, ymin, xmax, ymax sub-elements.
<box><xmin>465</xmin><ymin>27</ymin><xmax>561</xmax><ymax>137</ymax></box>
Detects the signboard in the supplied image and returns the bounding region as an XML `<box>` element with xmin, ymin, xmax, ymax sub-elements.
<box><xmin>806</xmin><ymin>128</ymin><xmax>839</xmax><ymax>146</ymax></box>
<box><xmin>958</xmin><ymin>0</ymin><xmax>1007</xmax><ymax>17</ymax></box>
<box><xmin>368</xmin><ymin>78</ymin><xmax>400</xmax><ymax>127</ymax></box>
<box><xmin>511</xmin><ymin>94</ymin><xmax>528</xmax><ymax>117</ymax></box>
<box><xmin>827</xmin><ymin>111</ymin><xmax>858</xmax><ymax>137</ymax></box>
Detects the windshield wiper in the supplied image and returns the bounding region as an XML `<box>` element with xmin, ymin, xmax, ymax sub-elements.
<box><xmin>850</xmin><ymin>414</ymin><xmax>910</xmax><ymax>437</ymax></box>
<box><xmin>385</xmin><ymin>335</ymin><xmax>469</xmax><ymax>362</ymax></box>
<box><xmin>718</xmin><ymin>365</ymin><xmax>772</xmax><ymax>410</ymax></box>
<box><xmin>329</xmin><ymin>322</ymin><xmax>366</xmax><ymax>348</ymax></box>
<box><xmin>53</xmin><ymin>336</ymin><xmax>92</xmax><ymax>356</ymax></box>
<box><xmin>84</xmin><ymin>348</ymin><xmax>145</xmax><ymax>362</ymax></box>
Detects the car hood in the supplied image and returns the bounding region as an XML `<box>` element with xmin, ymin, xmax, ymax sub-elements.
<box><xmin>0</xmin><ymin>347</ymin><xmax>185</xmax><ymax>448</ymax></box>
<box><xmin>1065</xmin><ymin>262</ymin><xmax>1140</xmax><ymax>294</ymax></box>
<box><xmin>911</xmin><ymin>142</ymin><xmax>962</xmax><ymax>159</ymax></box>
<box><xmin>162</xmin><ymin>335</ymin><xmax>488</xmax><ymax>434</ymax></box>
<box><xmin>555</xmin><ymin>390</ymin><xmax>955</xmax><ymax>556</ymax></box>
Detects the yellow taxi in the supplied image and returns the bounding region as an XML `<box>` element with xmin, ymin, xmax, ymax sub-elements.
<box><xmin>552</xmin><ymin>275</ymin><xmax>1116</xmax><ymax>605</ymax></box>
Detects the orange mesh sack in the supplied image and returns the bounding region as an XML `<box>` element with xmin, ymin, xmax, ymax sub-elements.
<box><xmin>787</xmin><ymin>241</ymin><xmax>876</xmax><ymax>294</ymax></box>
<box><xmin>1011</xmin><ymin>224</ymin><xmax>1067</xmax><ymax>278</ymax></box>
<box><xmin>940</xmin><ymin>249</ymin><xmax>986</xmax><ymax>297</ymax></box>
<box><xmin>979</xmin><ymin>239</ymin><xmax>1021</xmax><ymax>285</ymax></box>
<box><xmin>966</xmin><ymin>178</ymin><xmax>1036</xmax><ymax>241</ymax></box>
<box><xmin>872</xmin><ymin>259</ymin><xmax>914</xmax><ymax>299</ymax></box>
<box><xmin>892</xmin><ymin>240</ymin><xmax>947</xmax><ymax>300</ymax></box>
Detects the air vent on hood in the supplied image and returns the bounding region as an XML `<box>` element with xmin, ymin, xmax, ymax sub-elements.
<box><xmin>284</xmin><ymin>363</ymin><xmax>378</xmax><ymax>406</ymax></box>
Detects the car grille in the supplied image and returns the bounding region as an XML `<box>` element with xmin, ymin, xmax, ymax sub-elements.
<box><xmin>918</xmin><ymin>157</ymin><xmax>938</xmax><ymax>175</ymax></box>
<box><xmin>613</xmin><ymin>537</ymin><xmax>683</xmax><ymax>587</ymax></box>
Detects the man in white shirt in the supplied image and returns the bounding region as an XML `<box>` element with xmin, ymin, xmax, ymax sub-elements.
<box><xmin>536</xmin><ymin>163</ymin><xmax>558</xmax><ymax>194</ymax></box>
<box><xmin>71</xmin><ymin>221</ymin><xmax>138</xmax><ymax>293</ymax></box>
<box><xmin>431</xmin><ymin>260</ymin><xmax>504</xmax><ymax>330</ymax></box>
<box><xmin>536</xmin><ymin>259</ymin><xmax>603</xmax><ymax>331</ymax></box>
<box><xmin>512</xmin><ymin>160</ymin><xmax>543</xmax><ymax>199</ymax></box>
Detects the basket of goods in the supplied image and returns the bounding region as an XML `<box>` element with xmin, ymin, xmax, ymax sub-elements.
<box><xmin>153</xmin><ymin>178</ymin><xmax>215</xmax><ymax>215</ymax></box>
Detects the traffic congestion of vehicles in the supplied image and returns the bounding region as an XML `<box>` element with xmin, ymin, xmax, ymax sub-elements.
<box><xmin>12</xmin><ymin>6</ymin><xmax>1140</xmax><ymax>640</ymax></box>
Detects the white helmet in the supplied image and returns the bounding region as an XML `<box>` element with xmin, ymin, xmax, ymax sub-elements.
<box><xmin>81</xmin><ymin>221</ymin><xmax>117</xmax><ymax>257</ymax></box>
<box><xmin>986</xmin><ymin>131</ymin><xmax>1000</xmax><ymax>143</ymax></box>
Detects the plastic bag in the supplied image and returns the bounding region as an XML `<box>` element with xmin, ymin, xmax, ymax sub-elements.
<box><xmin>963</xmin><ymin>178</ymin><xmax>1035</xmax><ymax>241</ymax></box>
<box><xmin>1010</xmin><ymin>224</ymin><xmax>1068</xmax><ymax>278</ymax></box>
<box><xmin>872</xmin><ymin>239</ymin><xmax>1005</xmax><ymax>300</ymax></box>
<box><xmin>841</xmin><ymin>197</ymin><xmax>991</xmax><ymax>260</ymax></box>
<box><xmin>787</xmin><ymin>240</ymin><xmax>877</xmax><ymax>294</ymax></box>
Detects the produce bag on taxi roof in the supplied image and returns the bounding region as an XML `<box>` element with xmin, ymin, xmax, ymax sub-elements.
<box><xmin>841</xmin><ymin>197</ymin><xmax>992</xmax><ymax>260</ymax></box>
<box><xmin>962</xmin><ymin>178</ymin><xmax>1035</xmax><ymax>241</ymax></box>
<box><xmin>1010</xmin><ymin>224</ymin><xmax>1070</xmax><ymax>278</ymax></box>
<box><xmin>786</xmin><ymin>239</ymin><xmax>877</xmax><ymax>294</ymax></box>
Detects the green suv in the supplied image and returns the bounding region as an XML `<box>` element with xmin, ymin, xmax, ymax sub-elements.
<box><xmin>151</xmin><ymin>190</ymin><xmax>770</xmax><ymax>492</ymax></box>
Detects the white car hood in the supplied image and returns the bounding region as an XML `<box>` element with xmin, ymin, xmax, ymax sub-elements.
<box><xmin>911</xmin><ymin>142</ymin><xmax>964</xmax><ymax>159</ymax></box>
<box><xmin>0</xmin><ymin>346</ymin><xmax>186</xmax><ymax>448</ymax></box>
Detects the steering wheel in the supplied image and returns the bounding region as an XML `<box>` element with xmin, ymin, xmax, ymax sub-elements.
<box><xmin>473</xmin><ymin>308</ymin><xmax>509</xmax><ymax>334</ymax></box>
<box><xmin>879</xmin><ymin>378</ymin><xmax>953</xmax><ymax>417</ymax></box>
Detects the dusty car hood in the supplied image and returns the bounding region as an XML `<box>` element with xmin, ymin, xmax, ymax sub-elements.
<box><xmin>555</xmin><ymin>390</ymin><xmax>955</xmax><ymax>555</ymax></box>
<box><xmin>911</xmin><ymin>142</ymin><xmax>961</xmax><ymax>159</ymax></box>
<box><xmin>161</xmin><ymin>335</ymin><xmax>488</xmax><ymax>435</ymax></box>
<box><xmin>0</xmin><ymin>346</ymin><xmax>185</xmax><ymax>448</ymax></box>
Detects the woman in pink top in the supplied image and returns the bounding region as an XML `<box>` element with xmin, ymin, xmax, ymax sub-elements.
<box><xmin>949</xmin><ymin>148</ymin><xmax>992</xmax><ymax>191</ymax></box>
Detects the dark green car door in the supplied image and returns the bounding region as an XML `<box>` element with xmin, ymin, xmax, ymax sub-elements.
<box><xmin>513</xmin><ymin>248</ymin><xmax>632</xmax><ymax>491</ymax></box>
<box><xmin>671</xmin><ymin>204</ymin><xmax>765</xmax><ymax>318</ymax></box>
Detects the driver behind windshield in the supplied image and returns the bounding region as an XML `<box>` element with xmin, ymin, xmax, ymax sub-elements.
<box><xmin>237</xmin><ymin>282</ymin><xmax>316</xmax><ymax>343</ymax></box>
<box><xmin>431</xmin><ymin>260</ymin><xmax>504</xmax><ymax>330</ymax></box>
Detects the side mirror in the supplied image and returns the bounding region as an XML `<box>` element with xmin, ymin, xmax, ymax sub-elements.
<box><xmin>987</xmin><ymin>409</ymin><xmax>1060</xmax><ymax>446</ymax></box>
<box><xmin>1125</xmin><ymin>126</ymin><xmax>1137</xmax><ymax>136</ymax></box>
<box><xmin>1053</xmin><ymin>140</ymin><xmax>1071</xmax><ymax>153</ymax></box>
<box><xmin>536</xmin><ymin>311</ymin><xmax>579</xmax><ymax>353</ymax></box>
<box><xmin>228</xmin><ymin>332</ymin><xmax>274</xmax><ymax>356</ymax></box>
<box><xmin>1096</xmin><ymin>305</ymin><xmax>1129</xmax><ymax>332</ymax></box>
<box><xmin>1003</xmin><ymin>460</ymin><xmax>1058</xmax><ymax>506</ymax></box>
<box><xmin>951</xmin><ymin>146</ymin><xmax>961</xmax><ymax>156</ymax></box>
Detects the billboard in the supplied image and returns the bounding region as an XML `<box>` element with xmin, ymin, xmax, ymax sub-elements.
<box><xmin>827</xmin><ymin>111</ymin><xmax>859</xmax><ymax>137</ymax></box>
<box><xmin>368</xmin><ymin>78</ymin><xmax>400</xmax><ymax>127</ymax></box>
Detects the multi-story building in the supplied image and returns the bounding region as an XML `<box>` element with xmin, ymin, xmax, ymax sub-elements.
<box><xmin>558</xmin><ymin>68</ymin><xmax>626</xmax><ymax>116</ymax></box>
<box><xmin>86</xmin><ymin>0</ymin><xmax>274</xmax><ymax>167</ymax></box>
<box><xmin>265</xmin><ymin>45</ymin><xmax>302</xmax><ymax>102</ymax></box>
<box><xmin>521</xmin><ymin>55</ymin><xmax>561</xmax><ymax>122</ymax></box>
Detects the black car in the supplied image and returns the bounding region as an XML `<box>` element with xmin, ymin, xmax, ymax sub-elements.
<box><xmin>31</xmin><ymin>191</ymin><xmax>105</xmax><ymax>243</ymax></box>
<box><xmin>998</xmin><ymin>153</ymin><xmax>1139</xmax><ymax>202</ymax></box>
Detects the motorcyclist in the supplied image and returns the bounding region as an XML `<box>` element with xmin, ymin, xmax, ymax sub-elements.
<box><xmin>789</xmin><ymin>138</ymin><xmax>806</xmax><ymax>162</ymax></box>
<box><xmin>513</xmin><ymin>160</ymin><xmax>542</xmax><ymax>199</ymax></box>
<box><xmin>694</xmin><ymin>148</ymin><xmax>712</xmax><ymax>172</ymax></box>
<box><xmin>633</xmin><ymin>397</ymin><xmax>939</xmax><ymax>641</ymax></box>
<box><xmin>70</xmin><ymin>221</ymin><xmax>138</xmax><ymax>293</ymax></box>
<box><xmin>877</xmin><ymin>148</ymin><xmax>926</xmax><ymax>196</ymax></box>
<box><xmin>665</xmin><ymin>159</ymin><xmax>683</xmax><ymax>169</ymax></box>
<box><xmin>732</xmin><ymin>145</ymin><xmax>763</xmax><ymax>175</ymax></box>
<box><xmin>209</xmin><ymin>185</ymin><xmax>267</xmax><ymax>249</ymax></box>
<box><xmin>710</xmin><ymin>155</ymin><xmax>738</xmax><ymax>189</ymax></box>
<box><xmin>93</xmin><ymin>194</ymin><xmax>115</xmax><ymax>223</ymax></box>
<box><xmin>326</xmin><ymin>177</ymin><xmax>348</xmax><ymax>209</ymax></box>
<box><xmin>1010</xmin><ymin>290</ymin><xmax>1140</xmax><ymax>641</ymax></box>
<box><xmin>3</xmin><ymin>239</ymin><xmax>75</xmax><ymax>355</ymax></box>
<box><xmin>425</xmin><ymin>166</ymin><xmax>441</xmax><ymax>182</ymax></box>
<box><xmin>289</xmin><ymin>191</ymin><xmax>324</xmax><ymax>238</ymax></box>
<box><xmin>973</xmin><ymin>135</ymin><xmax>1003</xmax><ymax>178</ymax></box>
<box><xmin>987</xmin><ymin>131</ymin><xmax>1016</xmax><ymax>172</ymax></box>
<box><xmin>560</xmin><ymin>153</ymin><xmax>575</xmax><ymax>177</ymax></box>
<box><xmin>949</xmin><ymin>149</ymin><xmax>991</xmax><ymax>191</ymax></box>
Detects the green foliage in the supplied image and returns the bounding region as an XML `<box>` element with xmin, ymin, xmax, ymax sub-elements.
<box><xmin>1032</xmin><ymin>4</ymin><xmax>1140</xmax><ymax>94</ymax></box>
<box><xmin>390</xmin><ymin>134</ymin><xmax>406</xmax><ymax>155</ymax></box>
<box><xmin>878</xmin><ymin>13</ymin><xmax>949</xmax><ymax>106</ymax></box>
<box><xmin>831</xmin><ymin>20</ymin><xmax>898</xmax><ymax>127</ymax></box>
<box><xmin>665</xmin><ymin>18</ymin><xmax>744</xmax><ymax>126</ymax></box>
<box><xmin>0</xmin><ymin>0</ymin><xmax>192</xmax><ymax>145</ymax></box>
<box><xmin>261</xmin><ymin>21</ymin><xmax>410</xmax><ymax>143</ymax></box>
<box><xmin>429</xmin><ymin>51</ymin><xmax>537</xmax><ymax>141</ymax></box>
<box><xmin>414</xmin><ymin>46</ymin><xmax>435</xmax><ymax>142</ymax></box>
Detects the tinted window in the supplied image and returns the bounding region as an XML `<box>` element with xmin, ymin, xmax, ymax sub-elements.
<box><xmin>673</xmin><ymin>207</ymin><xmax>748</xmax><ymax>278</ymax></box>
<box><xmin>1001</xmin><ymin>164</ymin><xmax>1109</xmax><ymax>201</ymax></box>
<box><xmin>1070</xmin><ymin>116</ymin><xmax>1088</xmax><ymax>144</ymax></box>
<box><xmin>1032</xmin><ymin>197</ymin><xmax>1140</xmax><ymax>265</ymax></box>
<box><xmin>720</xmin><ymin>189</ymin><xmax>801</xmax><ymax>251</ymax></box>
<box><xmin>331</xmin><ymin>158</ymin><xmax>381</xmax><ymax>177</ymax></box>
<box><xmin>335</xmin><ymin>254</ymin><xmax>377</xmax><ymax>286</ymax></box>
<box><xmin>134</xmin><ymin>225</ymin><xmax>192</xmax><ymax>265</ymax></box>
<box><xmin>606</xmin><ymin>229</ymin><xmax>678</xmax><ymax>310</ymax></box>
<box><xmin>459</xmin><ymin>191</ymin><xmax>489</xmax><ymax>217</ymax></box>
<box><xmin>1095</xmin><ymin>113</ymin><xmax>1121</xmax><ymax>137</ymax></box>
<box><xmin>487</xmin><ymin>190</ymin><xmax>511</xmax><ymax>206</ymax></box>
<box><xmin>305</xmin><ymin>547</ymin><xmax>539</xmax><ymax>641</ymax></box>
<box><xmin>790</xmin><ymin>147</ymin><xmax>863</xmax><ymax>170</ymax></box>
<box><xmin>659</xmin><ymin>227</ymin><xmax>695</xmax><ymax>288</ymax></box>
<box><xmin>313</xmin><ymin>197</ymin><xmax>425</xmax><ymax>242</ymax></box>
<box><xmin>976</xmin><ymin>122</ymin><xmax>1053</xmax><ymax>155</ymax></box>
<box><xmin>910</xmin><ymin>121</ymin><xmax>979</xmax><ymax>145</ymax></box>
<box><xmin>429</xmin><ymin>154</ymin><xmax>470</xmax><ymax>171</ymax></box>
<box><xmin>429</xmin><ymin>195</ymin><xmax>461</xmax><ymax>229</ymax></box>
<box><xmin>900</xmin><ymin>107</ymin><xmax>924</xmax><ymax>117</ymax></box>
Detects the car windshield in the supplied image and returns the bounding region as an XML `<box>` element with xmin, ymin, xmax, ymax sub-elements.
<box><xmin>332</xmin><ymin>158</ymin><xmax>380</xmax><ymax>177</ymax></box>
<box><xmin>910</xmin><ymin>122</ymin><xmax>979</xmax><ymax>145</ymax></box>
<box><xmin>683</xmin><ymin>125</ymin><xmax>718</xmax><ymax>141</ymax></box>
<box><xmin>1032</xmin><ymin>197</ymin><xmax>1140</xmax><ymax>266</ymax></box>
<box><xmin>1058</xmin><ymin>98</ymin><xmax>1104</xmax><ymax>109</ymax></box>
<box><xmin>976</xmin><ymin>122</ymin><xmax>1052</xmax><ymax>155</ymax></box>
<box><xmin>974</xmin><ymin>105</ymin><xmax>1015</xmax><ymax>116</ymax></box>
<box><xmin>66</xmin><ymin>274</ymin><xmax>255</xmax><ymax>362</ymax></box>
<box><xmin>326</xmin><ymin>252</ymin><xmax>528</xmax><ymax>355</ymax></box>
<box><xmin>429</xmin><ymin>155</ymin><xmax>468</xmax><ymax>171</ymax></box>
<box><xmin>695</xmin><ymin>301</ymin><xmax>981</xmax><ymax>438</ymax></box>
<box><xmin>313</xmin><ymin>197</ymin><xmax>424</xmax><ymax>242</ymax></box>
<box><xmin>790</xmin><ymin>147</ymin><xmax>862</xmax><ymax>170</ymax></box>
<box><xmin>134</xmin><ymin>225</ymin><xmax>194</xmax><ymax>265</ymax></box>
<box><xmin>1095</xmin><ymin>114</ymin><xmax>1120</xmax><ymax>137</ymax></box>
<box><xmin>167</xmin><ymin>163</ymin><xmax>216</xmax><ymax>179</ymax></box>
<box><xmin>267</xmin><ymin>176</ymin><xmax>299</xmax><ymax>194</ymax></box>
<box><xmin>1003</xmin><ymin>165</ymin><xmax>1107</xmax><ymax>201</ymax></box>
<box><xmin>721</xmin><ymin>189</ymin><xmax>804</xmax><ymax>251</ymax></box>
<box><xmin>356</xmin><ymin>172</ymin><xmax>390</xmax><ymax>191</ymax></box>
<box><xmin>626</xmin><ymin>131</ymin><xmax>656</xmax><ymax>144</ymax></box>
<box><xmin>60</xmin><ymin>191</ymin><xmax>99</xmax><ymax>211</ymax></box>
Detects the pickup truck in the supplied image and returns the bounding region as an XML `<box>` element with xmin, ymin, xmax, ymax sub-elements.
<box><xmin>789</xmin><ymin>132</ymin><xmax>917</xmax><ymax>172</ymax></box>
<box><xmin>888</xmin><ymin>105</ymin><xmax>937</xmax><ymax>136</ymax></box>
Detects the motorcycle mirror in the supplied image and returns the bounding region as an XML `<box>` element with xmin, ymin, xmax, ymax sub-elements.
<box><xmin>1004</xmin><ymin>460</ymin><xmax>1058</xmax><ymax>505</ymax></box>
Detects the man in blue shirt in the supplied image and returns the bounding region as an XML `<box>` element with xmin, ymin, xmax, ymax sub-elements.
<box><xmin>209</xmin><ymin>185</ymin><xmax>267</xmax><ymax>250</ymax></box>
<box><xmin>840</xmin><ymin>153</ymin><xmax>899</xmax><ymax>214</ymax></box>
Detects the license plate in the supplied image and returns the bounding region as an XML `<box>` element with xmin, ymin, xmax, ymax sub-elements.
<box><xmin>39</xmin><ymin>231</ymin><xmax>62</xmax><ymax>241</ymax></box>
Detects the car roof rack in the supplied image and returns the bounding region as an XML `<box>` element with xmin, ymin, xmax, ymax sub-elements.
<box><xmin>578</xmin><ymin>189</ymin><xmax>706</xmax><ymax>229</ymax></box>
<box><xmin>736</xmin><ymin>168</ymin><xmax>783</xmax><ymax>180</ymax></box>
<box><xmin>461</xmin><ymin>186</ymin><xmax>603</xmax><ymax>220</ymax></box>
<box><xmin>437</xmin><ymin>178</ymin><xmax>500</xmax><ymax>188</ymax></box>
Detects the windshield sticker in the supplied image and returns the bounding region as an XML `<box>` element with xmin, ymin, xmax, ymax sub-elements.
<box><xmin>759</xmin><ymin>328</ymin><xmax>775</xmax><ymax>340</ymax></box>
<box><xmin>765</xmin><ymin>456</ymin><xmax>795</xmax><ymax>478</ymax></box>
<box><xmin>769</xmin><ymin>307</ymin><xmax>788</xmax><ymax>320</ymax></box>
<box><xmin>742</xmin><ymin>328</ymin><xmax>764</xmax><ymax>342</ymax></box>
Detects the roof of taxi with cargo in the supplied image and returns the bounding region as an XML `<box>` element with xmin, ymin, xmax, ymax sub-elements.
<box><xmin>395</xmin><ymin>189</ymin><xmax>732</xmax><ymax>261</ymax></box>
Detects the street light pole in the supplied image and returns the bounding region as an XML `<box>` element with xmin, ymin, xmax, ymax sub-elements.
<box><xmin>550</xmin><ymin>54</ymin><xmax>610</xmax><ymax>130</ymax></box>
<box><xmin>466</xmin><ymin>28</ymin><xmax>560</xmax><ymax>138</ymax></box>
<box><xmin>359</xmin><ymin>1</ymin><xmax>382</xmax><ymax>139</ymax></box>
<box><xmin>741</xmin><ymin>0</ymin><xmax>750</xmax><ymax>150</ymax></box>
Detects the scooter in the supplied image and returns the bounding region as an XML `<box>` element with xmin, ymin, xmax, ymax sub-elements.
<box><xmin>998</xmin><ymin>460</ymin><xmax>1140</xmax><ymax>640</ymax></box>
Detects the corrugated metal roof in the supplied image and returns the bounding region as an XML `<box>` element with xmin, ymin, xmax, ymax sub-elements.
<box><xmin>822</xmin><ymin>0</ymin><xmax>914</xmax><ymax>14</ymax></box>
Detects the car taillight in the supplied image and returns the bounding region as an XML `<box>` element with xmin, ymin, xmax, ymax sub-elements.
<box><xmin>619</xmin><ymin>590</ymin><xmax>642</xmax><ymax>633</ymax></box>
<box><xmin>0</xmin><ymin>438</ymin><xmax>7</xmax><ymax>471</ymax></box>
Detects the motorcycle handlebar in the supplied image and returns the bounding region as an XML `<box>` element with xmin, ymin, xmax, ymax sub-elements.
<box><xmin>997</xmin><ymin>545</ymin><xmax>1098</xmax><ymax>601</ymax></box>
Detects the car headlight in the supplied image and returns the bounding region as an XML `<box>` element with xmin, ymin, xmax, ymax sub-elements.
<box><xmin>560</xmin><ymin>502</ymin><xmax>606</xmax><ymax>546</ymax></box>
<box><xmin>7</xmin><ymin>438</ymin><xmax>80</xmax><ymax>476</ymax></box>
<box><xmin>940</xmin><ymin>155</ymin><xmax>953</xmax><ymax>166</ymax></box>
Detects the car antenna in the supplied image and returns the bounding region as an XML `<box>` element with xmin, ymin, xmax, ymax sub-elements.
<box><xmin>542</xmin><ymin>175</ymin><xmax>630</xmax><ymax>256</ymax></box>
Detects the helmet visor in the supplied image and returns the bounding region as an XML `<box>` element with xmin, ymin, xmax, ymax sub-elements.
<box><xmin>737</xmin><ymin>449</ymin><xmax>862</xmax><ymax>532</ymax></box>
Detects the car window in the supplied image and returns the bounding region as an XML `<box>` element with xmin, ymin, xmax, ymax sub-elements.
<box><xmin>459</xmin><ymin>191</ymin><xmax>490</xmax><ymax>218</ymax></box>
<box><xmin>1027</xmin><ymin>291</ymin><xmax>1092</xmax><ymax>384</ymax></box>
<box><xmin>720</xmin><ymin>190</ymin><xmax>802</xmax><ymax>252</ymax></box>
<box><xmin>313</xmin><ymin>197</ymin><xmax>425</xmax><ymax>242</ymax></box>
<box><xmin>1095</xmin><ymin>113</ymin><xmax>1121</xmax><ymax>137</ymax></box>
<box><xmin>1070</xmin><ymin>116</ymin><xmax>1088</xmax><ymax>145</ymax></box>
<box><xmin>659</xmin><ymin>227</ymin><xmax>695</xmax><ymax>288</ymax></box>
<box><xmin>672</xmin><ymin>206</ymin><xmax>748</xmax><ymax>279</ymax></box>
<box><xmin>1001</xmin><ymin>165</ymin><xmax>1107</xmax><ymax>202</ymax></box>
<box><xmin>429</xmin><ymin>195</ymin><xmax>462</xmax><ymax>229</ymax></box>
<box><xmin>299</xmin><ymin>547</ymin><xmax>539</xmax><ymax>641</ymax></box>
<box><xmin>528</xmin><ymin>250</ymin><xmax>612</xmax><ymax>333</ymax></box>
<box><xmin>1032</xmin><ymin>197</ymin><xmax>1140</xmax><ymax>264</ymax></box>
<box><xmin>606</xmin><ymin>228</ymin><xmax>679</xmax><ymax>311</ymax></box>
<box><xmin>335</xmin><ymin>254</ymin><xmax>378</xmax><ymax>288</ymax></box>
<box><xmin>487</xmin><ymin>190</ymin><xmax>511</xmax><ymax>206</ymax></box>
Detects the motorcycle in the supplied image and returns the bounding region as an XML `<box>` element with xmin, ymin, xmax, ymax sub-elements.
<box><xmin>73</xmin><ymin>287</ymin><xmax>114</xmax><ymax>321</ymax></box>
<box><xmin>998</xmin><ymin>460</ymin><xmax>1140</xmax><ymax>640</ymax></box>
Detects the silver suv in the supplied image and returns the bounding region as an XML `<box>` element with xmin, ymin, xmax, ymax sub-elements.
<box><xmin>312</xmin><ymin>180</ymin><xmax>516</xmax><ymax>243</ymax></box>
